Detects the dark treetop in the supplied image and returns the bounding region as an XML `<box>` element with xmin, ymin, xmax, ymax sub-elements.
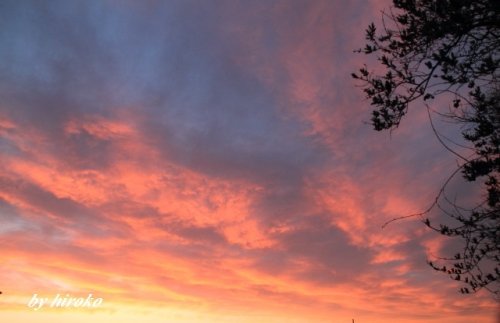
<box><xmin>353</xmin><ymin>0</ymin><xmax>499</xmax><ymax>296</ymax></box>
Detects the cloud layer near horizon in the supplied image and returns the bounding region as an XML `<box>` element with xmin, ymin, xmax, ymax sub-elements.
<box><xmin>0</xmin><ymin>1</ymin><xmax>497</xmax><ymax>322</ymax></box>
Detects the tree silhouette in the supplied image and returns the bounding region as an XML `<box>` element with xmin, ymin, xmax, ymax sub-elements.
<box><xmin>352</xmin><ymin>0</ymin><xmax>499</xmax><ymax>296</ymax></box>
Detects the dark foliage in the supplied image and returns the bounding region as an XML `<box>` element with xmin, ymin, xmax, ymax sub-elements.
<box><xmin>352</xmin><ymin>0</ymin><xmax>499</xmax><ymax>296</ymax></box>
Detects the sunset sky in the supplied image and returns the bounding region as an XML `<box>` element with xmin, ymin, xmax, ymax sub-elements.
<box><xmin>0</xmin><ymin>1</ymin><xmax>498</xmax><ymax>322</ymax></box>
